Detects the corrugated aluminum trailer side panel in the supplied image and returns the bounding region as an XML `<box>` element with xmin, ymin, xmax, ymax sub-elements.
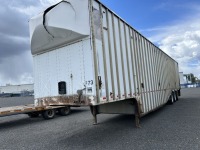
<box><xmin>91</xmin><ymin>0</ymin><xmax>180</xmax><ymax>115</ymax></box>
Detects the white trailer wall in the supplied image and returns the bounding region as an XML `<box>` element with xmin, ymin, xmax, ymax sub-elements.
<box><xmin>30</xmin><ymin>0</ymin><xmax>95</xmax><ymax>101</ymax></box>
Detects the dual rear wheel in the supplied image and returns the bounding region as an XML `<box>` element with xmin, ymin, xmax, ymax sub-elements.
<box><xmin>28</xmin><ymin>106</ymin><xmax>71</xmax><ymax>119</ymax></box>
<box><xmin>42</xmin><ymin>106</ymin><xmax>71</xmax><ymax>119</ymax></box>
<box><xmin>168</xmin><ymin>91</ymin><xmax>179</xmax><ymax>105</ymax></box>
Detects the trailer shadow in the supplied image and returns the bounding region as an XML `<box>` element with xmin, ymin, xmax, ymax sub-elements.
<box><xmin>57</xmin><ymin>104</ymin><xmax>173</xmax><ymax>148</ymax></box>
<box><xmin>0</xmin><ymin>116</ymin><xmax>42</xmax><ymax>130</ymax></box>
<box><xmin>57</xmin><ymin>115</ymin><xmax>136</xmax><ymax>148</ymax></box>
<box><xmin>0</xmin><ymin>108</ymin><xmax>88</xmax><ymax>130</ymax></box>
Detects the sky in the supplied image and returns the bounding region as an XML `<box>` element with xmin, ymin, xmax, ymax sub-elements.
<box><xmin>0</xmin><ymin>0</ymin><xmax>200</xmax><ymax>85</ymax></box>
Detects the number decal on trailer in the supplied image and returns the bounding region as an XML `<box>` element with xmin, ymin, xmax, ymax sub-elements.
<box><xmin>85</xmin><ymin>80</ymin><xmax>93</xmax><ymax>85</ymax></box>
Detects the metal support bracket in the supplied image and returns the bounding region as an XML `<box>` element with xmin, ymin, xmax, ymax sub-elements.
<box><xmin>90</xmin><ymin>106</ymin><xmax>98</xmax><ymax>125</ymax></box>
<box><xmin>134</xmin><ymin>99</ymin><xmax>141</xmax><ymax>128</ymax></box>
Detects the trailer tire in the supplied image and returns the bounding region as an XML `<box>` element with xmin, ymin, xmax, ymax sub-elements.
<box><xmin>175</xmin><ymin>91</ymin><xmax>179</xmax><ymax>101</ymax></box>
<box><xmin>28</xmin><ymin>112</ymin><xmax>40</xmax><ymax>118</ymax></box>
<box><xmin>42</xmin><ymin>109</ymin><xmax>55</xmax><ymax>119</ymax></box>
<box><xmin>58</xmin><ymin>106</ymin><xmax>71</xmax><ymax>116</ymax></box>
<box><xmin>168</xmin><ymin>92</ymin><xmax>175</xmax><ymax>105</ymax></box>
<box><xmin>174</xmin><ymin>91</ymin><xmax>177</xmax><ymax>102</ymax></box>
<box><xmin>178</xmin><ymin>89</ymin><xmax>181</xmax><ymax>96</ymax></box>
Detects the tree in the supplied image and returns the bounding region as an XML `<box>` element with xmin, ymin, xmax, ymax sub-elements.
<box><xmin>184</xmin><ymin>73</ymin><xmax>196</xmax><ymax>83</ymax></box>
<box><xmin>191</xmin><ymin>77</ymin><xmax>196</xmax><ymax>83</ymax></box>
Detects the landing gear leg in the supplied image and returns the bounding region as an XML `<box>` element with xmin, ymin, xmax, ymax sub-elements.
<box><xmin>135</xmin><ymin>100</ymin><xmax>141</xmax><ymax>128</ymax></box>
<box><xmin>135</xmin><ymin>114</ymin><xmax>141</xmax><ymax>128</ymax></box>
<box><xmin>90</xmin><ymin>106</ymin><xmax>98</xmax><ymax>125</ymax></box>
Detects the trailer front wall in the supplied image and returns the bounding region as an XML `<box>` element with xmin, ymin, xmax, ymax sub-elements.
<box><xmin>92</xmin><ymin>0</ymin><xmax>180</xmax><ymax>114</ymax></box>
<box><xmin>30</xmin><ymin>0</ymin><xmax>97</xmax><ymax>103</ymax></box>
<box><xmin>33</xmin><ymin>38</ymin><xmax>95</xmax><ymax>99</ymax></box>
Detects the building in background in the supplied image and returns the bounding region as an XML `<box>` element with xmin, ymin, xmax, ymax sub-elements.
<box><xmin>179</xmin><ymin>72</ymin><xmax>185</xmax><ymax>85</ymax></box>
<box><xmin>0</xmin><ymin>84</ymin><xmax>34</xmax><ymax>97</ymax></box>
<box><xmin>179</xmin><ymin>72</ymin><xmax>200</xmax><ymax>88</ymax></box>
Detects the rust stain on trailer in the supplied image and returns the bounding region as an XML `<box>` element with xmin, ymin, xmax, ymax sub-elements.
<box><xmin>14</xmin><ymin>110</ymin><xmax>22</xmax><ymax>113</ymax></box>
<box><xmin>24</xmin><ymin>108</ymin><xmax>34</xmax><ymax>111</ymax></box>
<box><xmin>0</xmin><ymin>111</ymin><xmax>10</xmax><ymax>115</ymax></box>
<box><xmin>35</xmin><ymin>94</ymin><xmax>93</xmax><ymax>107</ymax></box>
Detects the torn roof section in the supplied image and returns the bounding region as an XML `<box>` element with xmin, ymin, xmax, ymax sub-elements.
<box><xmin>29</xmin><ymin>0</ymin><xmax>90</xmax><ymax>55</ymax></box>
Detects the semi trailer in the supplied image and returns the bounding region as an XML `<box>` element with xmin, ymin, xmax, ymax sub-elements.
<box><xmin>29</xmin><ymin>0</ymin><xmax>180</xmax><ymax>126</ymax></box>
<box><xmin>0</xmin><ymin>104</ymin><xmax>71</xmax><ymax>119</ymax></box>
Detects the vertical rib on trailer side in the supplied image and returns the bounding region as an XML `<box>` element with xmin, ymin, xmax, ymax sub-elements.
<box><xmin>118</xmin><ymin>18</ymin><xmax>127</xmax><ymax>99</ymax></box>
<box><xmin>128</xmin><ymin>28</ymin><xmax>137</xmax><ymax>96</ymax></box>
<box><xmin>106</xmin><ymin>8</ymin><xmax>115</xmax><ymax>101</ymax></box>
<box><xmin>111</xmin><ymin>13</ymin><xmax>121</xmax><ymax>100</ymax></box>
<box><xmin>90</xmin><ymin>0</ymin><xmax>100</xmax><ymax>104</ymax></box>
<box><xmin>99</xmin><ymin>4</ymin><xmax>109</xmax><ymax>101</ymax></box>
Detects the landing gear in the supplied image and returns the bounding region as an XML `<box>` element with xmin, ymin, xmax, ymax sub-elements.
<box><xmin>90</xmin><ymin>106</ymin><xmax>98</xmax><ymax>125</ymax></box>
<box><xmin>134</xmin><ymin>100</ymin><xmax>141</xmax><ymax>128</ymax></box>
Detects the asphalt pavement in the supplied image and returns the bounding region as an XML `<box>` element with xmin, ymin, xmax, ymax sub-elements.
<box><xmin>0</xmin><ymin>88</ymin><xmax>200</xmax><ymax>150</ymax></box>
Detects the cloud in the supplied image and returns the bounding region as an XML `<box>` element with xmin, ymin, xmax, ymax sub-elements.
<box><xmin>159</xmin><ymin>29</ymin><xmax>200</xmax><ymax>78</ymax></box>
<box><xmin>9</xmin><ymin>0</ymin><xmax>61</xmax><ymax>16</ymax></box>
<box><xmin>0</xmin><ymin>0</ymin><xmax>61</xmax><ymax>86</ymax></box>
<box><xmin>0</xmin><ymin>51</ymin><xmax>33</xmax><ymax>85</ymax></box>
<box><xmin>141</xmin><ymin>11</ymin><xmax>200</xmax><ymax>78</ymax></box>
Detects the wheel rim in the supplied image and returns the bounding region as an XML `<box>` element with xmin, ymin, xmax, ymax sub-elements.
<box><xmin>47</xmin><ymin>110</ymin><xmax>54</xmax><ymax>117</ymax></box>
<box><xmin>64</xmin><ymin>108</ymin><xmax>69</xmax><ymax>114</ymax></box>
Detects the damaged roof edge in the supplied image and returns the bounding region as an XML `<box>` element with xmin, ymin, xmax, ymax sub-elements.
<box><xmin>43</xmin><ymin>0</ymin><xmax>74</xmax><ymax>38</ymax></box>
